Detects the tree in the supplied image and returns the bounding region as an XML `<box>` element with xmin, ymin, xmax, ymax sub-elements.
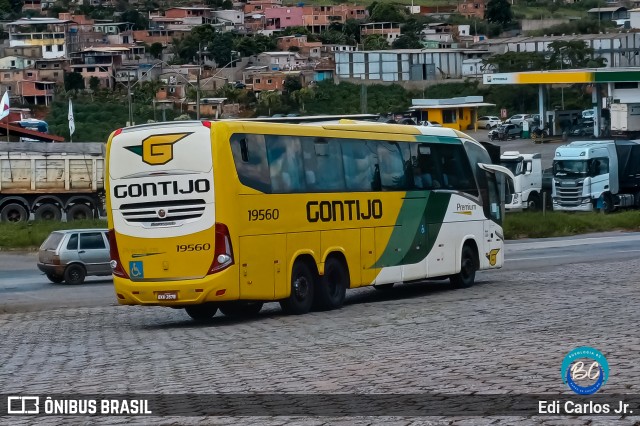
<box><xmin>258</xmin><ymin>91</ymin><xmax>282</xmax><ymax>116</ymax></box>
<box><xmin>547</xmin><ymin>40</ymin><xmax>605</xmax><ymax>69</ymax></box>
<box><xmin>369</xmin><ymin>2</ymin><xmax>406</xmax><ymax>23</ymax></box>
<box><xmin>392</xmin><ymin>34</ymin><xmax>422</xmax><ymax>49</ymax></box>
<box><xmin>64</xmin><ymin>72</ymin><xmax>85</xmax><ymax>91</ymax></box>
<box><xmin>363</xmin><ymin>35</ymin><xmax>390</xmax><ymax>51</ymax></box>
<box><xmin>121</xmin><ymin>10</ymin><xmax>149</xmax><ymax>30</ymax></box>
<box><xmin>149</xmin><ymin>42</ymin><xmax>163</xmax><ymax>59</ymax></box>
<box><xmin>482</xmin><ymin>51</ymin><xmax>547</xmax><ymax>73</ymax></box>
<box><xmin>89</xmin><ymin>76</ymin><xmax>100</xmax><ymax>92</ymax></box>
<box><xmin>291</xmin><ymin>87</ymin><xmax>315</xmax><ymax>113</ymax></box>
<box><xmin>485</xmin><ymin>0</ymin><xmax>513</xmax><ymax>26</ymax></box>
<box><xmin>282</xmin><ymin>76</ymin><xmax>302</xmax><ymax>95</ymax></box>
<box><xmin>319</xmin><ymin>29</ymin><xmax>347</xmax><ymax>45</ymax></box>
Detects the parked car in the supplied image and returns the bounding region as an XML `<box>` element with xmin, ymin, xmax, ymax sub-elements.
<box><xmin>570</xmin><ymin>119</ymin><xmax>595</xmax><ymax>136</ymax></box>
<box><xmin>418</xmin><ymin>120</ymin><xmax>443</xmax><ymax>127</ymax></box>
<box><xmin>477</xmin><ymin>116</ymin><xmax>502</xmax><ymax>129</ymax></box>
<box><xmin>37</xmin><ymin>229</ymin><xmax>111</xmax><ymax>284</ymax></box>
<box><xmin>582</xmin><ymin>108</ymin><xmax>595</xmax><ymax>119</ymax></box>
<box><xmin>506</xmin><ymin>114</ymin><xmax>532</xmax><ymax>126</ymax></box>
<box><xmin>489</xmin><ymin>123</ymin><xmax>522</xmax><ymax>141</ymax></box>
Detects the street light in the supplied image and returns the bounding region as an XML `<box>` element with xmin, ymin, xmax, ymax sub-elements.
<box><xmin>119</xmin><ymin>61</ymin><xmax>166</xmax><ymax>126</ymax></box>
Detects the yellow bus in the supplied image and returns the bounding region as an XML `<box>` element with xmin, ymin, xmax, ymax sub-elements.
<box><xmin>106</xmin><ymin>120</ymin><xmax>513</xmax><ymax>321</ymax></box>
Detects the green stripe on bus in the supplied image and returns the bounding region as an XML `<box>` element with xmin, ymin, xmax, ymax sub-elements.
<box><xmin>415</xmin><ymin>135</ymin><xmax>461</xmax><ymax>144</ymax></box>
<box><xmin>372</xmin><ymin>191</ymin><xmax>451</xmax><ymax>268</ymax></box>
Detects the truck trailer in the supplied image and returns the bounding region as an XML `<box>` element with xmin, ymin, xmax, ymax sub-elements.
<box><xmin>0</xmin><ymin>142</ymin><xmax>105</xmax><ymax>222</ymax></box>
<box><xmin>552</xmin><ymin>139</ymin><xmax>640</xmax><ymax>212</ymax></box>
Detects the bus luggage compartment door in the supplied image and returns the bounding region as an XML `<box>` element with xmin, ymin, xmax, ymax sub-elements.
<box><xmin>239</xmin><ymin>235</ymin><xmax>286</xmax><ymax>300</ymax></box>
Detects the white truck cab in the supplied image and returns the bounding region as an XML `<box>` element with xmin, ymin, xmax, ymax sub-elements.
<box><xmin>500</xmin><ymin>151</ymin><xmax>543</xmax><ymax>210</ymax></box>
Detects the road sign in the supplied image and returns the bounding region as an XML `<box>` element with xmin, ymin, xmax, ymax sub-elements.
<box><xmin>501</xmin><ymin>108</ymin><xmax>507</xmax><ymax>119</ymax></box>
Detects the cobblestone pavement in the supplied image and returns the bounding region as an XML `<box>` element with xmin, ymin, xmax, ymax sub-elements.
<box><xmin>1</xmin><ymin>257</ymin><xmax>640</xmax><ymax>425</ymax></box>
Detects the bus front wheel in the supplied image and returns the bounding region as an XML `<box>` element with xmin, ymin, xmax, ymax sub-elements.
<box><xmin>313</xmin><ymin>256</ymin><xmax>348</xmax><ymax>311</ymax></box>
<box><xmin>280</xmin><ymin>260</ymin><xmax>316</xmax><ymax>315</ymax></box>
<box><xmin>185</xmin><ymin>304</ymin><xmax>218</xmax><ymax>321</ymax></box>
<box><xmin>450</xmin><ymin>245</ymin><xmax>477</xmax><ymax>288</ymax></box>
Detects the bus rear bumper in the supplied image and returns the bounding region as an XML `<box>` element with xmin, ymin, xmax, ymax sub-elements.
<box><xmin>113</xmin><ymin>274</ymin><xmax>239</xmax><ymax>306</ymax></box>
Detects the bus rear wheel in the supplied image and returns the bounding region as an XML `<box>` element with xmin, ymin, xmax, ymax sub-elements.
<box><xmin>280</xmin><ymin>260</ymin><xmax>316</xmax><ymax>315</ymax></box>
<box><xmin>185</xmin><ymin>304</ymin><xmax>218</xmax><ymax>321</ymax></box>
<box><xmin>313</xmin><ymin>256</ymin><xmax>347</xmax><ymax>311</ymax></box>
<box><xmin>219</xmin><ymin>301</ymin><xmax>263</xmax><ymax>318</ymax></box>
<box><xmin>450</xmin><ymin>245</ymin><xmax>477</xmax><ymax>288</ymax></box>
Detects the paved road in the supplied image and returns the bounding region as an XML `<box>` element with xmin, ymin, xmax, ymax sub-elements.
<box><xmin>1</xmin><ymin>234</ymin><xmax>639</xmax><ymax>424</ymax></box>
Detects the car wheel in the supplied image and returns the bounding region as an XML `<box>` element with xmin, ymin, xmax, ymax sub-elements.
<box><xmin>450</xmin><ymin>245</ymin><xmax>477</xmax><ymax>288</ymax></box>
<box><xmin>280</xmin><ymin>259</ymin><xmax>316</xmax><ymax>315</ymax></box>
<box><xmin>46</xmin><ymin>273</ymin><xmax>64</xmax><ymax>284</ymax></box>
<box><xmin>219</xmin><ymin>301</ymin><xmax>263</xmax><ymax>318</ymax></box>
<box><xmin>185</xmin><ymin>304</ymin><xmax>218</xmax><ymax>321</ymax></box>
<box><xmin>0</xmin><ymin>203</ymin><xmax>28</xmax><ymax>222</ymax></box>
<box><xmin>485</xmin><ymin>124</ymin><xmax>491</xmax><ymax>129</ymax></box>
<box><xmin>313</xmin><ymin>256</ymin><xmax>348</xmax><ymax>311</ymax></box>
<box><xmin>64</xmin><ymin>264</ymin><xmax>86</xmax><ymax>285</ymax></box>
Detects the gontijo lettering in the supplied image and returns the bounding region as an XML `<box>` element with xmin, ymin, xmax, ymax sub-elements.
<box><xmin>307</xmin><ymin>199</ymin><xmax>383</xmax><ymax>222</ymax></box>
<box><xmin>113</xmin><ymin>179</ymin><xmax>210</xmax><ymax>198</ymax></box>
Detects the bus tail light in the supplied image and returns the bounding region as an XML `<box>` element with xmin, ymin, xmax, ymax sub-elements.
<box><xmin>208</xmin><ymin>223</ymin><xmax>234</xmax><ymax>274</ymax></box>
<box><xmin>108</xmin><ymin>229</ymin><xmax>130</xmax><ymax>279</ymax></box>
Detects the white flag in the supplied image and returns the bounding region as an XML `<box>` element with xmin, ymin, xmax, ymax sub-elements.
<box><xmin>68</xmin><ymin>99</ymin><xmax>75</xmax><ymax>136</ymax></box>
<box><xmin>0</xmin><ymin>91</ymin><xmax>10</xmax><ymax>121</ymax></box>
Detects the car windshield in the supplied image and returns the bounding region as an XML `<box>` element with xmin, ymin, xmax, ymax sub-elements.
<box><xmin>553</xmin><ymin>160</ymin><xmax>588</xmax><ymax>176</ymax></box>
<box><xmin>41</xmin><ymin>232</ymin><xmax>64</xmax><ymax>250</ymax></box>
<box><xmin>500</xmin><ymin>160</ymin><xmax>523</xmax><ymax>176</ymax></box>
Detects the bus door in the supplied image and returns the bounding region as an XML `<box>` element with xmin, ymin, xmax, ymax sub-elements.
<box><xmin>478</xmin><ymin>164</ymin><xmax>514</xmax><ymax>269</ymax></box>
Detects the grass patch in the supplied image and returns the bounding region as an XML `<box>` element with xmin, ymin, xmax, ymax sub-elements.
<box><xmin>503</xmin><ymin>211</ymin><xmax>640</xmax><ymax>239</ymax></box>
<box><xmin>0</xmin><ymin>220</ymin><xmax>108</xmax><ymax>250</ymax></box>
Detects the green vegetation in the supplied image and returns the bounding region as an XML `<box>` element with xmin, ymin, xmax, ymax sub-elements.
<box><xmin>503</xmin><ymin>211</ymin><xmax>640</xmax><ymax>240</ymax></box>
<box><xmin>0</xmin><ymin>220</ymin><xmax>107</xmax><ymax>250</ymax></box>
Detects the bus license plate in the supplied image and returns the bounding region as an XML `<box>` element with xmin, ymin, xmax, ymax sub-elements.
<box><xmin>156</xmin><ymin>291</ymin><xmax>178</xmax><ymax>301</ymax></box>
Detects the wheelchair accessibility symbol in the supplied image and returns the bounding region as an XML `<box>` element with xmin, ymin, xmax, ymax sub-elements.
<box><xmin>129</xmin><ymin>261</ymin><xmax>144</xmax><ymax>279</ymax></box>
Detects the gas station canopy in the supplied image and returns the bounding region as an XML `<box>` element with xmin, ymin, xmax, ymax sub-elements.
<box><xmin>483</xmin><ymin>68</ymin><xmax>640</xmax><ymax>85</ymax></box>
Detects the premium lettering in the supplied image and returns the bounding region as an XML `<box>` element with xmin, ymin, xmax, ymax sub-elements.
<box><xmin>307</xmin><ymin>199</ymin><xmax>382</xmax><ymax>222</ymax></box>
<box><xmin>113</xmin><ymin>179</ymin><xmax>210</xmax><ymax>199</ymax></box>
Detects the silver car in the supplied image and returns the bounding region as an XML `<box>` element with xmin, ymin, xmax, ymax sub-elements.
<box><xmin>37</xmin><ymin>229</ymin><xmax>111</xmax><ymax>284</ymax></box>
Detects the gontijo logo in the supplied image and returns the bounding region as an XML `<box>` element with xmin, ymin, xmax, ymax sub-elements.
<box><xmin>561</xmin><ymin>346</ymin><xmax>609</xmax><ymax>395</ymax></box>
<box><xmin>125</xmin><ymin>133</ymin><xmax>191</xmax><ymax>165</ymax></box>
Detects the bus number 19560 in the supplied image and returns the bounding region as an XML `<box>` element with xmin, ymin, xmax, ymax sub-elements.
<box><xmin>177</xmin><ymin>244</ymin><xmax>211</xmax><ymax>252</ymax></box>
<box><xmin>248</xmin><ymin>208</ymin><xmax>279</xmax><ymax>221</ymax></box>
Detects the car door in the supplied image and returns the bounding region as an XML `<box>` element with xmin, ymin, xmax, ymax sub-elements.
<box><xmin>78</xmin><ymin>232</ymin><xmax>110</xmax><ymax>275</ymax></box>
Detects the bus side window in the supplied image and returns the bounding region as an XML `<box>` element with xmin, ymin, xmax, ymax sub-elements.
<box><xmin>342</xmin><ymin>140</ymin><xmax>380</xmax><ymax>191</ymax></box>
<box><xmin>266</xmin><ymin>135</ymin><xmax>305</xmax><ymax>193</ymax></box>
<box><xmin>302</xmin><ymin>137</ymin><xmax>346</xmax><ymax>191</ymax></box>
<box><xmin>378</xmin><ymin>141</ymin><xmax>410</xmax><ymax>190</ymax></box>
<box><xmin>230</xmin><ymin>133</ymin><xmax>271</xmax><ymax>193</ymax></box>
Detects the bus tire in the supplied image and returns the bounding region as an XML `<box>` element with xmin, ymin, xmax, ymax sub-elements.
<box><xmin>185</xmin><ymin>304</ymin><xmax>218</xmax><ymax>321</ymax></box>
<box><xmin>313</xmin><ymin>256</ymin><xmax>348</xmax><ymax>311</ymax></box>
<box><xmin>450</xmin><ymin>245</ymin><xmax>477</xmax><ymax>288</ymax></box>
<box><xmin>1</xmin><ymin>203</ymin><xmax>28</xmax><ymax>222</ymax></box>
<box><xmin>67</xmin><ymin>203</ymin><xmax>93</xmax><ymax>220</ymax></box>
<box><xmin>64</xmin><ymin>264</ymin><xmax>86</xmax><ymax>285</ymax></box>
<box><xmin>280</xmin><ymin>260</ymin><xmax>316</xmax><ymax>315</ymax></box>
<box><xmin>35</xmin><ymin>203</ymin><xmax>62</xmax><ymax>221</ymax></box>
<box><xmin>219</xmin><ymin>301</ymin><xmax>263</xmax><ymax>318</ymax></box>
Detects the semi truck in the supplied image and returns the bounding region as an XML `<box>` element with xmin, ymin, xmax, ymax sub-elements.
<box><xmin>552</xmin><ymin>139</ymin><xmax>640</xmax><ymax>212</ymax></box>
<box><xmin>499</xmin><ymin>151</ymin><xmax>552</xmax><ymax>211</ymax></box>
<box><xmin>0</xmin><ymin>142</ymin><xmax>106</xmax><ymax>222</ymax></box>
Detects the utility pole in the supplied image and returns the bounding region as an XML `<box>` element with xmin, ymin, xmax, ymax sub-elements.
<box><xmin>196</xmin><ymin>42</ymin><xmax>202</xmax><ymax>120</ymax></box>
<box><xmin>127</xmin><ymin>71</ymin><xmax>133</xmax><ymax>126</ymax></box>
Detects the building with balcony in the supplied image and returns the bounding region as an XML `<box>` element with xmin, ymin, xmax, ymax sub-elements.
<box><xmin>277</xmin><ymin>35</ymin><xmax>322</xmax><ymax>58</ymax></box>
<box><xmin>302</xmin><ymin>5</ymin><xmax>367</xmax><ymax>33</ymax></box>
<box><xmin>149</xmin><ymin>7</ymin><xmax>215</xmax><ymax>30</ymax></box>
<box><xmin>69</xmin><ymin>46</ymin><xmax>131</xmax><ymax>89</ymax></box>
<box><xmin>360</xmin><ymin>22</ymin><xmax>401</xmax><ymax>45</ymax></box>
<box><xmin>6</xmin><ymin>18</ymin><xmax>73</xmax><ymax>60</ymax></box>
<box><xmin>254</xmin><ymin>51</ymin><xmax>310</xmax><ymax>71</ymax></box>
<box><xmin>132</xmin><ymin>29</ymin><xmax>190</xmax><ymax>46</ymax></box>
<box><xmin>34</xmin><ymin>58</ymin><xmax>67</xmax><ymax>83</ymax></box>
<box><xmin>244</xmin><ymin>0</ymin><xmax>283</xmax><ymax>14</ymax></box>
<box><xmin>457</xmin><ymin>0</ymin><xmax>486</xmax><ymax>19</ymax></box>
<box><xmin>18</xmin><ymin>80</ymin><xmax>55</xmax><ymax>105</ymax></box>
<box><xmin>264</xmin><ymin>6</ymin><xmax>304</xmax><ymax>29</ymax></box>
